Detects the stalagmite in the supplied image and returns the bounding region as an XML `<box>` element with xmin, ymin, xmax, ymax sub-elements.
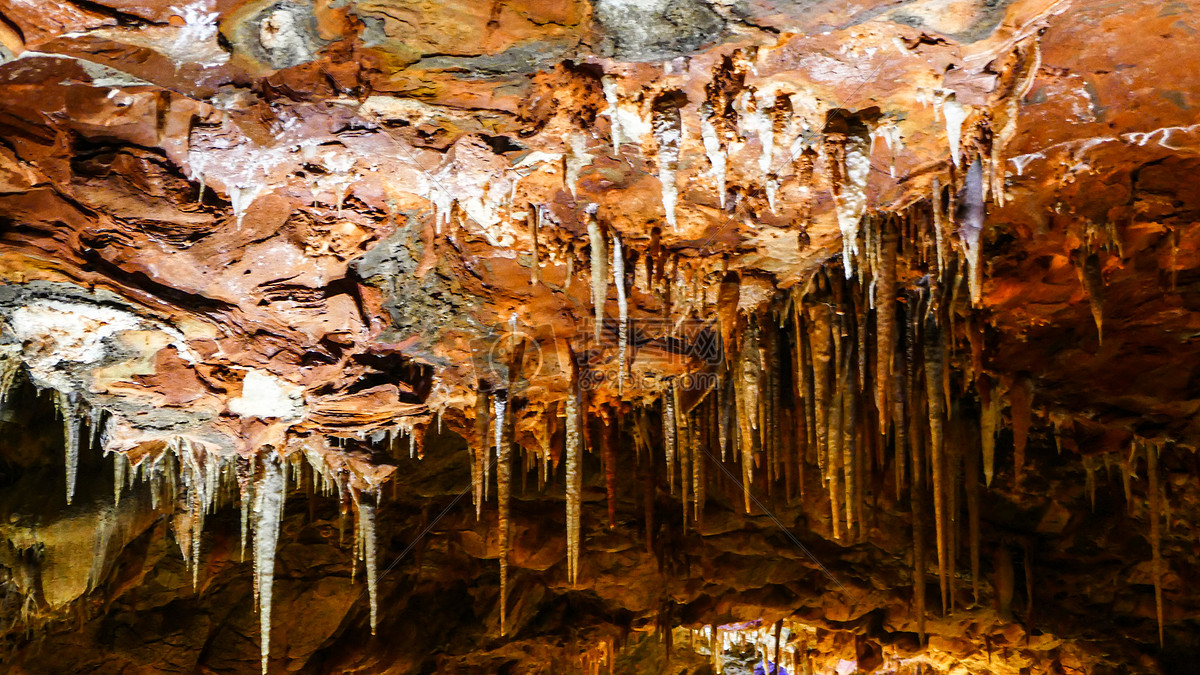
<box><xmin>1147</xmin><ymin>440</ymin><xmax>1164</xmax><ymax>647</ymax></box>
<box><xmin>588</xmin><ymin>206</ymin><xmax>608</xmax><ymax>344</ymax></box>
<box><xmin>565</xmin><ymin>369</ymin><xmax>582</xmax><ymax>585</ymax></box>
<box><xmin>613</xmin><ymin>233</ymin><xmax>628</xmax><ymax>392</ymax></box>
<box><xmin>253</xmin><ymin>455</ymin><xmax>286</xmax><ymax>675</ymax></box>
<box><xmin>924</xmin><ymin>311</ymin><xmax>950</xmax><ymax>616</ymax></box>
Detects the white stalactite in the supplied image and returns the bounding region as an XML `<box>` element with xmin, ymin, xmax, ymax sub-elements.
<box><xmin>588</xmin><ymin>207</ymin><xmax>608</xmax><ymax>345</ymax></box>
<box><xmin>700</xmin><ymin>110</ymin><xmax>727</xmax><ymax>208</ymax></box>
<box><xmin>943</xmin><ymin>93</ymin><xmax>967</xmax><ymax>168</ymax></box>
<box><xmin>55</xmin><ymin>391</ymin><xmax>80</xmax><ymax>505</ymax></box>
<box><xmin>835</xmin><ymin>135</ymin><xmax>873</xmax><ymax>279</ymax></box>
<box><xmin>253</xmin><ymin>455</ymin><xmax>286</xmax><ymax>675</ymax></box>
<box><xmin>356</xmin><ymin>493</ymin><xmax>379</xmax><ymax>635</ymax></box>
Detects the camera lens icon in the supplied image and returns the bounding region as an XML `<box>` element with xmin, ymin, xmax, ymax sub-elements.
<box><xmin>470</xmin><ymin>322</ymin><xmax>560</xmax><ymax>388</ymax></box>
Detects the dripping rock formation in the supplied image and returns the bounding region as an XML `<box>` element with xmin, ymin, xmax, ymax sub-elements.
<box><xmin>0</xmin><ymin>0</ymin><xmax>1197</xmax><ymax>673</ymax></box>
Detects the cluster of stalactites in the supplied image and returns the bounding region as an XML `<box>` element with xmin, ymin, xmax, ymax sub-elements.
<box><xmin>106</xmin><ymin>437</ymin><xmax>385</xmax><ymax>675</ymax></box>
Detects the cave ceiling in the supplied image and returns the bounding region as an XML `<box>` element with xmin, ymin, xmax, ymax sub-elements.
<box><xmin>0</xmin><ymin>0</ymin><xmax>1197</xmax><ymax>673</ymax></box>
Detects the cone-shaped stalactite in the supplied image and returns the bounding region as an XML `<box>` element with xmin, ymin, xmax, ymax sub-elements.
<box><xmin>588</xmin><ymin>206</ymin><xmax>608</xmax><ymax>345</ymax></box>
<box><xmin>1008</xmin><ymin>375</ymin><xmax>1032</xmax><ymax>484</ymax></box>
<box><xmin>602</xmin><ymin>410</ymin><xmax>618</xmax><ymax>530</ymax></box>
<box><xmin>474</xmin><ymin>389</ymin><xmax>489</xmax><ymax>519</ymax></box>
<box><xmin>254</xmin><ymin>454</ymin><xmax>285</xmax><ymax>675</ymax></box>
<box><xmin>923</xmin><ymin>295</ymin><xmax>951</xmax><ymax>617</ymax></box>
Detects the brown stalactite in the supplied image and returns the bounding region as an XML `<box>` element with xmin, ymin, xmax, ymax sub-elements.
<box><xmin>1008</xmin><ymin>375</ymin><xmax>1032</xmax><ymax>485</ymax></box>
<box><xmin>924</xmin><ymin>306</ymin><xmax>949</xmax><ymax>616</ymax></box>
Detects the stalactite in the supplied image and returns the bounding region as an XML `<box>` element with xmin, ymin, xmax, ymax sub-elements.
<box><xmin>828</xmin><ymin>325</ymin><xmax>844</xmax><ymax>540</ymax></box>
<box><xmin>942</xmin><ymin>93</ymin><xmax>967</xmax><ymax>168</ymax></box>
<box><xmin>931</xmin><ymin>178</ymin><xmax>949</xmax><ymax>279</ymax></box>
<box><xmin>1147</xmin><ymin>440</ymin><xmax>1164</xmax><ymax>647</ymax></box>
<box><xmin>530</xmin><ymin>205</ymin><xmax>543</xmax><ymax>285</ymax></box>
<box><xmin>1077</xmin><ymin>252</ymin><xmax>1105</xmax><ymax>343</ymax></box>
<box><xmin>54</xmin><ymin>391</ymin><xmax>81</xmax><ymax>505</ymax></box>
<box><xmin>565</xmin><ymin>368</ymin><xmax>582</xmax><ymax>586</ymax></box>
<box><xmin>253</xmin><ymin>454</ymin><xmax>285</xmax><ymax>675</ymax></box>
<box><xmin>960</xmin><ymin>157</ymin><xmax>986</xmax><ymax>306</ymax></box>
<box><xmin>806</xmin><ymin>300</ymin><xmax>833</xmax><ymax>484</ymax></box>
<box><xmin>588</xmin><ymin>206</ymin><xmax>608</xmax><ymax>344</ymax></box>
<box><xmin>602</xmin><ymin>75</ymin><xmax>624</xmax><ymax>152</ymax></box>
<box><xmin>980</xmin><ymin>376</ymin><xmax>999</xmax><ymax>487</ymax></box>
<box><xmin>924</xmin><ymin>308</ymin><xmax>950</xmax><ymax>616</ymax></box>
<box><xmin>240</xmin><ymin>479</ymin><xmax>252</xmax><ymax>563</ymax></box>
<box><xmin>474</xmin><ymin>389</ymin><xmax>489</xmax><ymax>518</ymax></box>
<box><xmin>700</xmin><ymin>103</ymin><xmax>727</xmax><ymax>208</ymax></box>
<box><xmin>965</xmin><ymin>418</ymin><xmax>982</xmax><ymax>607</ymax></box>
<box><xmin>641</xmin><ymin>408</ymin><xmax>655</xmax><ymax>555</ymax></box>
<box><xmin>892</xmin><ymin>315</ymin><xmax>908</xmax><ymax>501</ymax></box>
<box><xmin>676</xmin><ymin>386</ymin><xmax>691</xmax><ymax>529</ymax></box>
<box><xmin>355</xmin><ymin>491</ymin><xmax>379</xmax><ymax>635</ymax></box>
<box><xmin>565</xmin><ymin>131</ymin><xmax>592</xmax><ymax>198</ymax></box>
<box><xmin>652</xmin><ymin>91</ymin><xmax>685</xmax><ymax>230</ymax></box>
<box><xmin>719</xmin><ymin>374</ymin><xmax>732</xmax><ymax>462</ymax></box>
<box><xmin>876</xmin><ymin>222</ymin><xmax>898</xmax><ymax>432</ymax></box>
<box><xmin>603</xmin><ymin>411</ymin><xmax>617</xmax><ymax>530</ymax></box>
<box><xmin>735</xmin><ymin>335</ymin><xmax>758</xmax><ymax>514</ymax></box>
<box><xmin>694</xmin><ymin>404</ymin><xmax>706</xmax><ymax>525</ymax></box>
<box><xmin>613</xmin><ymin>233</ymin><xmax>628</xmax><ymax>392</ymax></box>
<box><xmin>831</xmin><ymin>133</ymin><xmax>873</xmax><ymax>278</ymax></box>
<box><xmin>664</xmin><ymin>382</ymin><xmax>678</xmax><ymax>495</ymax></box>
<box><xmin>1009</xmin><ymin>376</ymin><xmax>1032</xmax><ymax>484</ymax></box>
<box><xmin>112</xmin><ymin>451</ymin><xmax>127</xmax><ymax>506</ymax></box>
<box><xmin>842</xmin><ymin>343</ymin><xmax>857</xmax><ymax>541</ymax></box>
<box><xmin>911</xmin><ymin>397</ymin><xmax>927</xmax><ymax>643</ymax></box>
<box><xmin>496</xmin><ymin>389</ymin><xmax>512</xmax><ymax>636</ymax></box>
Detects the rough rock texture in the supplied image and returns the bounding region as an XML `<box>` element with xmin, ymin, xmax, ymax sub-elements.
<box><xmin>0</xmin><ymin>0</ymin><xmax>1198</xmax><ymax>673</ymax></box>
